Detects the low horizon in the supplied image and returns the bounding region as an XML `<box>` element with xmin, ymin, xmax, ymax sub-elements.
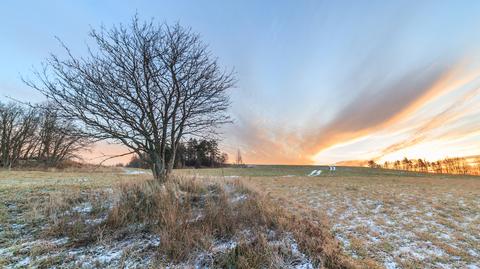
<box><xmin>2</xmin><ymin>3</ymin><xmax>480</xmax><ymax>268</ymax></box>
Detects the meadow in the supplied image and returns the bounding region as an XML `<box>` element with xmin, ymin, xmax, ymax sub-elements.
<box><xmin>178</xmin><ymin>166</ymin><xmax>480</xmax><ymax>268</ymax></box>
<box><xmin>0</xmin><ymin>166</ymin><xmax>479</xmax><ymax>268</ymax></box>
<box><xmin>0</xmin><ymin>167</ymin><xmax>351</xmax><ymax>268</ymax></box>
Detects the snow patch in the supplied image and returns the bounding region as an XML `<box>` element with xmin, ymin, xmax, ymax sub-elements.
<box><xmin>230</xmin><ymin>194</ymin><xmax>248</xmax><ymax>203</ymax></box>
<box><xmin>123</xmin><ymin>168</ymin><xmax>148</xmax><ymax>175</ymax></box>
<box><xmin>72</xmin><ymin>202</ymin><xmax>93</xmax><ymax>214</ymax></box>
<box><xmin>308</xmin><ymin>170</ymin><xmax>322</xmax><ymax>176</ymax></box>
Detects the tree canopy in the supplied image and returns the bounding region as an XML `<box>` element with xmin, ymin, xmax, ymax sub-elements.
<box><xmin>26</xmin><ymin>16</ymin><xmax>235</xmax><ymax>181</ymax></box>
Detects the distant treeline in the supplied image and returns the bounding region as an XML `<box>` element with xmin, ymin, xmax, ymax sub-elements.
<box><xmin>127</xmin><ymin>138</ymin><xmax>228</xmax><ymax>169</ymax></box>
<box><xmin>0</xmin><ymin>101</ymin><xmax>91</xmax><ymax>168</ymax></box>
<box><xmin>368</xmin><ymin>157</ymin><xmax>480</xmax><ymax>175</ymax></box>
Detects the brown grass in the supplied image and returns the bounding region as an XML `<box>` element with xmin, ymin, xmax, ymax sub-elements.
<box><xmin>104</xmin><ymin>177</ymin><xmax>356</xmax><ymax>267</ymax></box>
<box><xmin>250</xmin><ymin>173</ymin><xmax>480</xmax><ymax>268</ymax></box>
<box><xmin>1</xmin><ymin>171</ymin><xmax>359</xmax><ymax>268</ymax></box>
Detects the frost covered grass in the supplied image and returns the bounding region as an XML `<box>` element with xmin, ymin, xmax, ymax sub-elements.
<box><xmin>249</xmin><ymin>167</ymin><xmax>480</xmax><ymax>269</ymax></box>
<box><xmin>4</xmin><ymin>166</ymin><xmax>477</xmax><ymax>268</ymax></box>
<box><xmin>0</xmin><ymin>169</ymin><xmax>357</xmax><ymax>268</ymax></box>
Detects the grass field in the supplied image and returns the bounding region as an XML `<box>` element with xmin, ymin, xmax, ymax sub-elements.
<box><xmin>0</xmin><ymin>167</ymin><xmax>353</xmax><ymax>268</ymax></box>
<box><xmin>178</xmin><ymin>166</ymin><xmax>480</xmax><ymax>268</ymax></box>
<box><xmin>1</xmin><ymin>166</ymin><xmax>479</xmax><ymax>268</ymax></box>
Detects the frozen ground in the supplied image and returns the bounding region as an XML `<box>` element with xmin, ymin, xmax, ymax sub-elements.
<box><xmin>123</xmin><ymin>168</ymin><xmax>151</xmax><ymax>175</ymax></box>
<box><xmin>3</xmin><ymin>167</ymin><xmax>479</xmax><ymax>268</ymax></box>
<box><xmin>256</xmin><ymin>173</ymin><xmax>480</xmax><ymax>268</ymax></box>
<box><xmin>0</xmin><ymin>171</ymin><xmax>316</xmax><ymax>268</ymax></box>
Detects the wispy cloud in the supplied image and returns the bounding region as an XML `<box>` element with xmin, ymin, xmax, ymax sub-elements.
<box><xmin>229</xmin><ymin>58</ymin><xmax>480</xmax><ymax>164</ymax></box>
<box><xmin>376</xmin><ymin>80</ymin><xmax>480</xmax><ymax>159</ymax></box>
<box><xmin>224</xmin><ymin>116</ymin><xmax>307</xmax><ymax>164</ymax></box>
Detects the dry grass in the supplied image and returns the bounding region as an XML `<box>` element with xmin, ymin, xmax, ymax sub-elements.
<box><xmin>247</xmin><ymin>169</ymin><xmax>480</xmax><ymax>268</ymax></box>
<box><xmin>0</xmin><ymin>169</ymin><xmax>357</xmax><ymax>268</ymax></box>
<box><xmin>105</xmin><ymin>178</ymin><xmax>281</xmax><ymax>264</ymax></box>
<box><xmin>4</xmin><ymin>165</ymin><xmax>477</xmax><ymax>268</ymax></box>
<box><xmin>103</xmin><ymin>177</ymin><xmax>357</xmax><ymax>268</ymax></box>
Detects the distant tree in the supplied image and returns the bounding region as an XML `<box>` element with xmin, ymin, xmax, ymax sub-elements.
<box><xmin>402</xmin><ymin>157</ymin><xmax>412</xmax><ymax>171</ymax></box>
<box><xmin>151</xmin><ymin>138</ymin><xmax>227</xmax><ymax>169</ymax></box>
<box><xmin>393</xmin><ymin>160</ymin><xmax>401</xmax><ymax>170</ymax></box>
<box><xmin>0</xmin><ymin>103</ymin><xmax>37</xmax><ymax>168</ymax></box>
<box><xmin>185</xmin><ymin>138</ymin><xmax>199</xmax><ymax>167</ymax></box>
<box><xmin>0</xmin><ymin>101</ymin><xmax>91</xmax><ymax>168</ymax></box>
<box><xmin>384</xmin><ymin>156</ymin><xmax>480</xmax><ymax>175</ymax></box>
<box><xmin>126</xmin><ymin>154</ymin><xmax>150</xmax><ymax>169</ymax></box>
<box><xmin>206</xmin><ymin>140</ymin><xmax>219</xmax><ymax>167</ymax></box>
<box><xmin>219</xmin><ymin>152</ymin><xmax>228</xmax><ymax>165</ymax></box>
<box><xmin>35</xmin><ymin>105</ymin><xmax>92</xmax><ymax>166</ymax></box>
<box><xmin>383</xmin><ymin>161</ymin><xmax>390</xmax><ymax>169</ymax></box>
<box><xmin>235</xmin><ymin>149</ymin><xmax>243</xmax><ymax>166</ymax></box>
<box><xmin>417</xmin><ymin>159</ymin><xmax>428</xmax><ymax>173</ymax></box>
<box><xmin>367</xmin><ymin>160</ymin><xmax>378</xmax><ymax>168</ymax></box>
<box><xmin>26</xmin><ymin>16</ymin><xmax>235</xmax><ymax>182</ymax></box>
<box><xmin>174</xmin><ymin>142</ymin><xmax>187</xmax><ymax>168</ymax></box>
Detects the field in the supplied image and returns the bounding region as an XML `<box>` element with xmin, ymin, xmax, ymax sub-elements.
<box><xmin>178</xmin><ymin>166</ymin><xmax>480</xmax><ymax>268</ymax></box>
<box><xmin>1</xmin><ymin>166</ymin><xmax>479</xmax><ymax>268</ymax></box>
<box><xmin>0</xmin><ymin>167</ymin><xmax>353</xmax><ymax>268</ymax></box>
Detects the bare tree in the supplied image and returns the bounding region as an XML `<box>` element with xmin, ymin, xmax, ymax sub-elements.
<box><xmin>235</xmin><ymin>149</ymin><xmax>243</xmax><ymax>166</ymax></box>
<box><xmin>367</xmin><ymin>160</ymin><xmax>378</xmax><ymax>168</ymax></box>
<box><xmin>0</xmin><ymin>103</ymin><xmax>37</xmax><ymax>168</ymax></box>
<box><xmin>35</xmin><ymin>104</ymin><xmax>92</xmax><ymax>166</ymax></box>
<box><xmin>0</xmin><ymin>101</ymin><xmax>92</xmax><ymax>168</ymax></box>
<box><xmin>26</xmin><ymin>16</ymin><xmax>234</xmax><ymax>181</ymax></box>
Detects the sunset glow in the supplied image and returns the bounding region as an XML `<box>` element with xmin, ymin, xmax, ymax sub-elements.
<box><xmin>1</xmin><ymin>1</ymin><xmax>480</xmax><ymax>165</ymax></box>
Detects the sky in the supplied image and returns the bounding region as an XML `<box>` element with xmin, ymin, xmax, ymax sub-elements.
<box><xmin>1</xmin><ymin>0</ymin><xmax>480</xmax><ymax>165</ymax></box>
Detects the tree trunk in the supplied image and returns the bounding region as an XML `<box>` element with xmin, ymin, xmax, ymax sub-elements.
<box><xmin>151</xmin><ymin>151</ymin><xmax>166</xmax><ymax>183</ymax></box>
<box><xmin>166</xmin><ymin>148</ymin><xmax>176</xmax><ymax>175</ymax></box>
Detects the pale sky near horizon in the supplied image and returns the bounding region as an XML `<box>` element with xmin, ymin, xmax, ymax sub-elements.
<box><xmin>2</xmin><ymin>1</ymin><xmax>480</xmax><ymax>165</ymax></box>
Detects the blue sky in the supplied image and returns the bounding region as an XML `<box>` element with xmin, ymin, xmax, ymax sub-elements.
<box><xmin>2</xmin><ymin>1</ymin><xmax>480</xmax><ymax>164</ymax></box>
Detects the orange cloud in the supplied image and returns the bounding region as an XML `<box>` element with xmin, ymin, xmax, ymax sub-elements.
<box><xmin>231</xmin><ymin>58</ymin><xmax>480</xmax><ymax>165</ymax></box>
<box><xmin>303</xmin><ymin>61</ymin><xmax>460</xmax><ymax>158</ymax></box>
<box><xmin>224</xmin><ymin>117</ymin><xmax>307</xmax><ymax>164</ymax></box>
<box><xmin>376</xmin><ymin>83</ymin><xmax>480</xmax><ymax>159</ymax></box>
<box><xmin>85</xmin><ymin>60</ymin><xmax>480</xmax><ymax>166</ymax></box>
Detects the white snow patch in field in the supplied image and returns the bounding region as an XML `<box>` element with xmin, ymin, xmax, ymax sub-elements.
<box><xmin>16</xmin><ymin>257</ymin><xmax>31</xmax><ymax>267</ymax></box>
<box><xmin>85</xmin><ymin>217</ymin><xmax>106</xmax><ymax>225</ymax></box>
<box><xmin>468</xmin><ymin>249</ymin><xmax>479</xmax><ymax>257</ymax></box>
<box><xmin>72</xmin><ymin>202</ymin><xmax>93</xmax><ymax>214</ymax></box>
<box><xmin>308</xmin><ymin>170</ymin><xmax>322</xmax><ymax>176</ymax></box>
<box><xmin>295</xmin><ymin>262</ymin><xmax>314</xmax><ymax>269</ymax></box>
<box><xmin>96</xmin><ymin>249</ymin><xmax>123</xmax><ymax>264</ymax></box>
<box><xmin>230</xmin><ymin>194</ymin><xmax>248</xmax><ymax>203</ymax></box>
<box><xmin>384</xmin><ymin>259</ymin><xmax>398</xmax><ymax>269</ymax></box>
<box><xmin>11</xmin><ymin>223</ymin><xmax>26</xmax><ymax>230</ymax></box>
<box><xmin>287</xmin><ymin>235</ymin><xmax>315</xmax><ymax>269</ymax></box>
<box><xmin>211</xmin><ymin>240</ymin><xmax>237</xmax><ymax>252</ymax></box>
<box><xmin>123</xmin><ymin>168</ymin><xmax>148</xmax><ymax>175</ymax></box>
<box><xmin>51</xmin><ymin>237</ymin><xmax>69</xmax><ymax>245</ymax></box>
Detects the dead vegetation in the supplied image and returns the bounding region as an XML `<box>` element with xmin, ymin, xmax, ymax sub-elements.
<box><xmin>5</xmin><ymin>166</ymin><xmax>476</xmax><ymax>268</ymax></box>
<box><xmin>253</xmin><ymin>171</ymin><xmax>480</xmax><ymax>268</ymax></box>
<box><xmin>0</xmin><ymin>171</ymin><xmax>358</xmax><ymax>268</ymax></box>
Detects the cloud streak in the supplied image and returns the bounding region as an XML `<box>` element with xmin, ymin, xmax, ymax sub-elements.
<box><xmin>229</xmin><ymin>57</ymin><xmax>480</xmax><ymax>164</ymax></box>
<box><xmin>376</xmin><ymin>80</ymin><xmax>480</xmax><ymax>159</ymax></box>
<box><xmin>303</xmin><ymin>60</ymin><xmax>462</xmax><ymax>155</ymax></box>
